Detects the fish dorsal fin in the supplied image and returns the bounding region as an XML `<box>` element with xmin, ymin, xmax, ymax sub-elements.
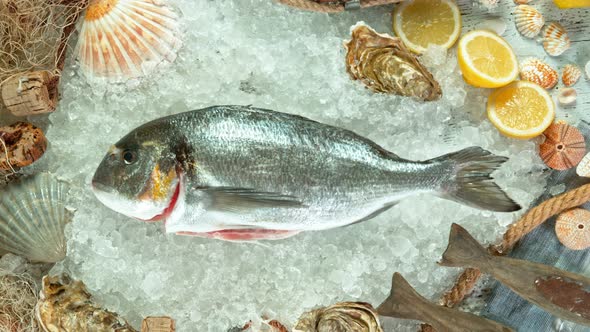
<box><xmin>196</xmin><ymin>186</ymin><xmax>305</xmax><ymax>213</ymax></box>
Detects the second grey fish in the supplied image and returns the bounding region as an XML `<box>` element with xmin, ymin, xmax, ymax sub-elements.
<box><xmin>91</xmin><ymin>105</ymin><xmax>520</xmax><ymax>241</ymax></box>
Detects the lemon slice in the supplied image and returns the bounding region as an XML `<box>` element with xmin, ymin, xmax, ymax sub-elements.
<box><xmin>553</xmin><ymin>0</ymin><xmax>590</xmax><ymax>8</ymax></box>
<box><xmin>457</xmin><ymin>30</ymin><xmax>518</xmax><ymax>88</ymax></box>
<box><xmin>487</xmin><ymin>81</ymin><xmax>555</xmax><ymax>139</ymax></box>
<box><xmin>393</xmin><ymin>0</ymin><xmax>462</xmax><ymax>54</ymax></box>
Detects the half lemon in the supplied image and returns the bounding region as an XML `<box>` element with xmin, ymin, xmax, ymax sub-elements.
<box><xmin>487</xmin><ymin>81</ymin><xmax>555</xmax><ymax>139</ymax></box>
<box><xmin>393</xmin><ymin>0</ymin><xmax>462</xmax><ymax>54</ymax></box>
<box><xmin>458</xmin><ymin>30</ymin><xmax>519</xmax><ymax>88</ymax></box>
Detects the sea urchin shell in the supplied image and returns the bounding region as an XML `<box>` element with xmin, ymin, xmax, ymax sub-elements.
<box><xmin>542</xmin><ymin>22</ymin><xmax>571</xmax><ymax>56</ymax></box>
<box><xmin>520</xmin><ymin>58</ymin><xmax>558</xmax><ymax>89</ymax></box>
<box><xmin>539</xmin><ymin>123</ymin><xmax>586</xmax><ymax>170</ymax></box>
<box><xmin>555</xmin><ymin>208</ymin><xmax>590</xmax><ymax>250</ymax></box>
<box><xmin>514</xmin><ymin>5</ymin><xmax>544</xmax><ymax>38</ymax></box>
<box><xmin>76</xmin><ymin>0</ymin><xmax>183</xmax><ymax>81</ymax></box>
<box><xmin>562</xmin><ymin>64</ymin><xmax>581</xmax><ymax>87</ymax></box>
<box><xmin>344</xmin><ymin>22</ymin><xmax>442</xmax><ymax>101</ymax></box>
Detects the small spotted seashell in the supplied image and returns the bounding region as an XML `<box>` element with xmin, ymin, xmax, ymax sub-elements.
<box><xmin>514</xmin><ymin>5</ymin><xmax>544</xmax><ymax>38</ymax></box>
<box><xmin>542</xmin><ymin>22</ymin><xmax>571</xmax><ymax>56</ymax></box>
<box><xmin>576</xmin><ymin>152</ymin><xmax>590</xmax><ymax>177</ymax></box>
<box><xmin>539</xmin><ymin>123</ymin><xmax>586</xmax><ymax>170</ymax></box>
<box><xmin>555</xmin><ymin>208</ymin><xmax>590</xmax><ymax>250</ymax></box>
<box><xmin>558</xmin><ymin>87</ymin><xmax>577</xmax><ymax>106</ymax></box>
<box><xmin>520</xmin><ymin>58</ymin><xmax>559</xmax><ymax>89</ymax></box>
<box><xmin>562</xmin><ymin>64</ymin><xmax>581</xmax><ymax>86</ymax></box>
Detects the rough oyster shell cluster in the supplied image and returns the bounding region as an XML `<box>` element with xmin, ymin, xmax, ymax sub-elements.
<box><xmin>344</xmin><ymin>23</ymin><xmax>442</xmax><ymax>101</ymax></box>
<box><xmin>293</xmin><ymin>301</ymin><xmax>383</xmax><ymax>332</ymax></box>
<box><xmin>36</xmin><ymin>274</ymin><xmax>137</xmax><ymax>332</ymax></box>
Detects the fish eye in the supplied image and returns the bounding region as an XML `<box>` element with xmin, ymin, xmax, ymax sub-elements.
<box><xmin>121</xmin><ymin>150</ymin><xmax>137</xmax><ymax>165</ymax></box>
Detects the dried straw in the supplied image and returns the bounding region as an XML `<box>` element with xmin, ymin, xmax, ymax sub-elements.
<box><xmin>0</xmin><ymin>273</ymin><xmax>39</xmax><ymax>332</ymax></box>
<box><xmin>0</xmin><ymin>0</ymin><xmax>88</xmax><ymax>89</ymax></box>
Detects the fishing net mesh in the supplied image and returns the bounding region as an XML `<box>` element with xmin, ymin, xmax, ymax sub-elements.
<box><xmin>0</xmin><ymin>273</ymin><xmax>39</xmax><ymax>332</ymax></box>
<box><xmin>0</xmin><ymin>0</ymin><xmax>88</xmax><ymax>94</ymax></box>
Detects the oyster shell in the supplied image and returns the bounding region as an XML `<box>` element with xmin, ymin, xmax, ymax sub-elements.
<box><xmin>36</xmin><ymin>274</ymin><xmax>137</xmax><ymax>332</ymax></box>
<box><xmin>0</xmin><ymin>173</ymin><xmax>72</xmax><ymax>263</ymax></box>
<box><xmin>344</xmin><ymin>22</ymin><xmax>441</xmax><ymax>101</ymax></box>
<box><xmin>293</xmin><ymin>301</ymin><xmax>383</xmax><ymax>332</ymax></box>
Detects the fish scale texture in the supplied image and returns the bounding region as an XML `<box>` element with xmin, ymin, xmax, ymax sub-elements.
<box><xmin>39</xmin><ymin>0</ymin><xmax>550</xmax><ymax>330</ymax></box>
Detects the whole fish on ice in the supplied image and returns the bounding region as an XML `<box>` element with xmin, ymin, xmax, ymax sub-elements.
<box><xmin>91</xmin><ymin>105</ymin><xmax>520</xmax><ymax>241</ymax></box>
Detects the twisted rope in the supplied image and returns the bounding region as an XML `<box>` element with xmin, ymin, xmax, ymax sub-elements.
<box><xmin>420</xmin><ymin>182</ymin><xmax>590</xmax><ymax>332</ymax></box>
<box><xmin>276</xmin><ymin>0</ymin><xmax>400</xmax><ymax>13</ymax></box>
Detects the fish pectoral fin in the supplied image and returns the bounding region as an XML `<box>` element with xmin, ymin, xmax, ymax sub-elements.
<box><xmin>196</xmin><ymin>186</ymin><xmax>305</xmax><ymax>213</ymax></box>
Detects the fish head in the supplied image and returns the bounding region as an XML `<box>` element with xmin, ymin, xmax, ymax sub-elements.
<box><xmin>92</xmin><ymin>132</ymin><xmax>180</xmax><ymax>222</ymax></box>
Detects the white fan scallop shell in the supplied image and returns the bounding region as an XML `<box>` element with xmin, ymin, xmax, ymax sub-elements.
<box><xmin>576</xmin><ymin>152</ymin><xmax>590</xmax><ymax>178</ymax></box>
<box><xmin>0</xmin><ymin>173</ymin><xmax>72</xmax><ymax>263</ymax></box>
<box><xmin>76</xmin><ymin>0</ymin><xmax>183</xmax><ymax>81</ymax></box>
<box><xmin>514</xmin><ymin>5</ymin><xmax>544</xmax><ymax>38</ymax></box>
<box><xmin>542</xmin><ymin>22</ymin><xmax>571</xmax><ymax>56</ymax></box>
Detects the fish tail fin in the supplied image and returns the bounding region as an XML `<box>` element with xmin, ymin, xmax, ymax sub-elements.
<box><xmin>439</xmin><ymin>223</ymin><xmax>489</xmax><ymax>268</ymax></box>
<box><xmin>433</xmin><ymin>147</ymin><xmax>521</xmax><ymax>212</ymax></box>
<box><xmin>377</xmin><ymin>272</ymin><xmax>430</xmax><ymax>320</ymax></box>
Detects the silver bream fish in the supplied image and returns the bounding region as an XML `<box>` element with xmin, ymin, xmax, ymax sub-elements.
<box><xmin>92</xmin><ymin>105</ymin><xmax>520</xmax><ymax>241</ymax></box>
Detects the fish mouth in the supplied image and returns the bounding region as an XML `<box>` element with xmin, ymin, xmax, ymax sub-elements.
<box><xmin>140</xmin><ymin>180</ymin><xmax>181</xmax><ymax>222</ymax></box>
<box><xmin>92</xmin><ymin>182</ymin><xmax>171</xmax><ymax>222</ymax></box>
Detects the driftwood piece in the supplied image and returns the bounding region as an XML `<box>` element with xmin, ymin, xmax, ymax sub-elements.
<box><xmin>0</xmin><ymin>122</ymin><xmax>47</xmax><ymax>171</ymax></box>
<box><xmin>1</xmin><ymin>71</ymin><xmax>58</xmax><ymax>117</ymax></box>
<box><xmin>142</xmin><ymin>316</ymin><xmax>175</xmax><ymax>332</ymax></box>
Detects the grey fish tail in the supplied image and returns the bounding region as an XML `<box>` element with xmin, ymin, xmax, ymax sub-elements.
<box><xmin>377</xmin><ymin>272</ymin><xmax>429</xmax><ymax>320</ymax></box>
<box><xmin>439</xmin><ymin>223</ymin><xmax>489</xmax><ymax>268</ymax></box>
<box><xmin>433</xmin><ymin>146</ymin><xmax>521</xmax><ymax>212</ymax></box>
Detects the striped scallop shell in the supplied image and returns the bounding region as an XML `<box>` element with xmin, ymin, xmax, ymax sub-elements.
<box><xmin>519</xmin><ymin>58</ymin><xmax>558</xmax><ymax>89</ymax></box>
<box><xmin>76</xmin><ymin>0</ymin><xmax>182</xmax><ymax>81</ymax></box>
<box><xmin>0</xmin><ymin>173</ymin><xmax>72</xmax><ymax>262</ymax></box>
<box><xmin>514</xmin><ymin>5</ymin><xmax>544</xmax><ymax>38</ymax></box>
<box><xmin>542</xmin><ymin>22</ymin><xmax>571</xmax><ymax>56</ymax></box>
<box><xmin>577</xmin><ymin>152</ymin><xmax>590</xmax><ymax>177</ymax></box>
<box><xmin>555</xmin><ymin>208</ymin><xmax>590</xmax><ymax>250</ymax></box>
<box><xmin>562</xmin><ymin>64</ymin><xmax>581</xmax><ymax>86</ymax></box>
<box><xmin>539</xmin><ymin>123</ymin><xmax>586</xmax><ymax>170</ymax></box>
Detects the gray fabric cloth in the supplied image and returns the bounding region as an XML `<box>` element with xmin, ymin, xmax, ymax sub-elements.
<box><xmin>482</xmin><ymin>121</ymin><xmax>590</xmax><ymax>332</ymax></box>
